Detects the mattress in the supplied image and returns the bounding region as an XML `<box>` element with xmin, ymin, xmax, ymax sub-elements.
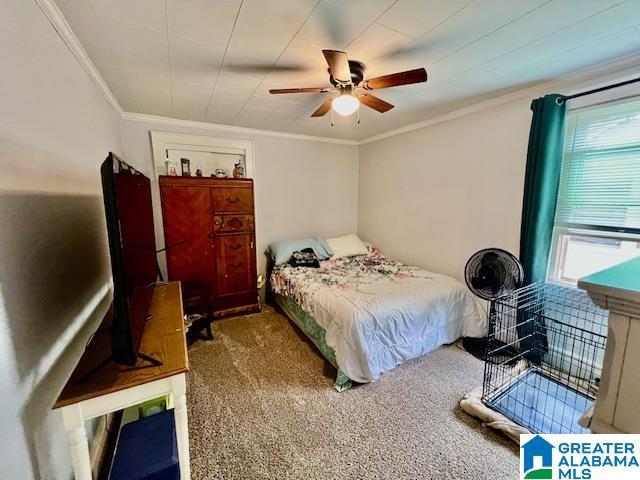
<box><xmin>271</xmin><ymin>247</ymin><xmax>485</xmax><ymax>383</ymax></box>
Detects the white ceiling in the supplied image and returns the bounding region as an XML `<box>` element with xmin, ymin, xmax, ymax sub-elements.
<box><xmin>55</xmin><ymin>0</ymin><xmax>640</xmax><ymax>140</ymax></box>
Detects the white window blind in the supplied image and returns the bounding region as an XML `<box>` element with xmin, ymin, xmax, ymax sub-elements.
<box><xmin>555</xmin><ymin>98</ymin><xmax>640</xmax><ymax>234</ymax></box>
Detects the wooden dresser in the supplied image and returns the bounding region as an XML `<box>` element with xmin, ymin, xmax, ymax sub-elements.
<box><xmin>159</xmin><ymin>176</ymin><xmax>260</xmax><ymax>317</ymax></box>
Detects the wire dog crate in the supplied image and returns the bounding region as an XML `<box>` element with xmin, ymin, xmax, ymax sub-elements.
<box><xmin>482</xmin><ymin>282</ymin><xmax>608</xmax><ymax>434</ymax></box>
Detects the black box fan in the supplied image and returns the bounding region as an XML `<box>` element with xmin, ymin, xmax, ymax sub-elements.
<box><xmin>463</xmin><ymin>248</ymin><xmax>524</xmax><ymax>362</ymax></box>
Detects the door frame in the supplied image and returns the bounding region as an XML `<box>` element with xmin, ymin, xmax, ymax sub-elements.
<box><xmin>150</xmin><ymin>132</ymin><xmax>256</xmax><ymax>280</ymax></box>
<box><xmin>150</xmin><ymin>131</ymin><xmax>255</xmax><ymax>180</ymax></box>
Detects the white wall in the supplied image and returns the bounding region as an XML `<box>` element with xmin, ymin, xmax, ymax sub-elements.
<box><xmin>0</xmin><ymin>2</ymin><xmax>125</xmax><ymax>478</ymax></box>
<box><xmin>358</xmin><ymin>98</ymin><xmax>532</xmax><ymax>281</ymax></box>
<box><xmin>120</xmin><ymin>119</ymin><xmax>359</xmax><ymax>277</ymax></box>
<box><xmin>357</xmin><ymin>63</ymin><xmax>640</xmax><ymax>283</ymax></box>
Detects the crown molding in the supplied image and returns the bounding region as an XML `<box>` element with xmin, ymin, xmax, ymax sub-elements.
<box><xmin>36</xmin><ymin>0</ymin><xmax>640</xmax><ymax>148</ymax></box>
<box><xmin>37</xmin><ymin>0</ymin><xmax>358</xmax><ymax>146</ymax></box>
<box><xmin>359</xmin><ymin>51</ymin><xmax>640</xmax><ymax>145</ymax></box>
<box><xmin>121</xmin><ymin>112</ymin><xmax>360</xmax><ymax>146</ymax></box>
<box><xmin>36</xmin><ymin>0</ymin><xmax>123</xmax><ymax>115</ymax></box>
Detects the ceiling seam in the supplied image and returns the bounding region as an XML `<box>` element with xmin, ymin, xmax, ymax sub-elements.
<box><xmin>432</xmin><ymin>0</ymin><xmax>553</xmax><ymax>65</ymax></box>
<box><xmin>83</xmin><ymin>0</ymin><xmax>134</xmax><ymax>111</ymax></box>
<box><xmin>378</xmin><ymin>0</ymin><xmax>475</xmax><ymax>41</ymax></box>
<box><xmin>202</xmin><ymin>0</ymin><xmax>245</xmax><ymax>122</ymax></box>
<box><xmin>437</xmin><ymin>0</ymin><xmax>628</xmax><ymax>82</ymax></box>
<box><xmin>118</xmin><ymin>50</ymin><xmax>640</xmax><ymax>146</ymax></box>
<box><xmin>402</xmin><ymin>0</ymin><xmax>552</xmax><ymax>70</ymax></box>
<box><xmin>231</xmin><ymin>0</ymin><xmax>323</xmax><ymax>127</ymax></box>
<box><xmin>386</xmin><ymin>0</ymin><xmax>478</xmax><ymax>54</ymax></box>
<box><xmin>358</xmin><ymin>51</ymin><xmax>640</xmax><ymax>144</ymax></box>
<box><xmin>284</xmin><ymin>0</ymin><xmax>479</xmax><ymax>128</ymax></box>
<box><xmin>50</xmin><ymin>0</ymin><xmax>640</xmax><ymax>143</ymax></box>
<box><xmin>286</xmin><ymin>0</ymin><xmax>403</xmax><ymax>128</ymax></box>
<box><xmin>35</xmin><ymin>0</ymin><xmax>122</xmax><ymax>115</ymax></box>
<box><xmin>84</xmin><ymin>0</ymin><xmax>154</xmax><ymax>113</ymax></box>
<box><xmin>341</xmin><ymin>0</ymin><xmax>400</xmax><ymax>53</ymax></box>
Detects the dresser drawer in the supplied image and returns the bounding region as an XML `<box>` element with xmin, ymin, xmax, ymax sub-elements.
<box><xmin>211</xmin><ymin>187</ymin><xmax>253</xmax><ymax>213</ymax></box>
<box><xmin>217</xmin><ymin>234</ymin><xmax>252</xmax><ymax>255</ymax></box>
<box><xmin>213</xmin><ymin>214</ymin><xmax>254</xmax><ymax>234</ymax></box>
<box><xmin>223</xmin><ymin>256</ymin><xmax>249</xmax><ymax>273</ymax></box>
<box><xmin>217</xmin><ymin>272</ymin><xmax>254</xmax><ymax>296</ymax></box>
<box><xmin>217</xmin><ymin>249</ymin><xmax>250</xmax><ymax>274</ymax></box>
<box><xmin>215</xmin><ymin>234</ymin><xmax>253</xmax><ymax>272</ymax></box>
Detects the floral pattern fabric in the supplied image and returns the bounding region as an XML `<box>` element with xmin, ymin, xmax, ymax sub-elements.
<box><xmin>272</xmin><ymin>246</ymin><xmax>435</xmax><ymax>310</ymax></box>
<box><xmin>271</xmin><ymin>246</ymin><xmax>485</xmax><ymax>384</ymax></box>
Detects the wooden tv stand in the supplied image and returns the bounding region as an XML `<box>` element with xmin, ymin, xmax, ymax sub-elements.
<box><xmin>54</xmin><ymin>282</ymin><xmax>190</xmax><ymax>479</ymax></box>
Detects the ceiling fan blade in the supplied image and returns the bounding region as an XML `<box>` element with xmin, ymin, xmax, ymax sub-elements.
<box><xmin>269</xmin><ymin>87</ymin><xmax>330</xmax><ymax>94</ymax></box>
<box><xmin>322</xmin><ymin>50</ymin><xmax>351</xmax><ymax>83</ymax></box>
<box><xmin>311</xmin><ymin>98</ymin><xmax>334</xmax><ymax>117</ymax></box>
<box><xmin>385</xmin><ymin>41</ymin><xmax>431</xmax><ymax>61</ymax></box>
<box><xmin>358</xmin><ymin>93</ymin><xmax>394</xmax><ymax>113</ymax></box>
<box><xmin>224</xmin><ymin>62</ymin><xmax>307</xmax><ymax>75</ymax></box>
<box><xmin>363</xmin><ymin>68</ymin><xmax>427</xmax><ymax>90</ymax></box>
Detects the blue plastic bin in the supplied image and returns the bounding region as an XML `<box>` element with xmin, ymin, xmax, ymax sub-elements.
<box><xmin>110</xmin><ymin>408</ymin><xmax>180</xmax><ymax>480</ymax></box>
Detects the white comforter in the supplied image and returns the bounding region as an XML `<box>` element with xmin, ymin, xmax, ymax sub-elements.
<box><xmin>271</xmin><ymin>248</ymin><xmax>485</xmax><ymax>383</ymax></box>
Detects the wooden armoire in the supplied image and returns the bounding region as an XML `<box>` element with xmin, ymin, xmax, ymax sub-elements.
<box><xmin>159</xmin><ymin>176</ymin><xmax>260</xmax><ymax>317</ymax></box>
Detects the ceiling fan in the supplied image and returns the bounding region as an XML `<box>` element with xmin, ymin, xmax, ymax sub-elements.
<box><xmin>268</xmin><ymin>50</ymin><xmax>427</xmax><ymax>123</ymax></box>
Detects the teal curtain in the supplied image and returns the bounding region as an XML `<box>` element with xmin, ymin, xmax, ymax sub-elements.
<box><xmin>519</xmin><ymin>94</ymin><xmax>566</xmax><ymax>285</ymax></box>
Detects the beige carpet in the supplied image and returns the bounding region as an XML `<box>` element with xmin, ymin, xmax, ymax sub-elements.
<box><xmin>186</xmin><ymin>306</ymin><xmax>518</xmax><ymax>479</ymax></box>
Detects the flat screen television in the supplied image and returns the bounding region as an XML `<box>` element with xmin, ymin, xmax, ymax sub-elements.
<box><xmin>101</xmin><ymin>152</ymin><xmax>157</xmax><ymax>366</ymax></box>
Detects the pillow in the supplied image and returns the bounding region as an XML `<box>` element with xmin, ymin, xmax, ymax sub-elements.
<box><xmin>267</xmin><ymin>238</ymin><xmax>332</xmax><ymax>266</ymax></box>
<box><xmin>326</xmin><ymin>234</ymin><xmax>368</xmax><ymax>259</ymax></box>
<box><xmin>288</xmin><ymin>248</ymin><xmax>320</xmax><ymax>268</ymax></box>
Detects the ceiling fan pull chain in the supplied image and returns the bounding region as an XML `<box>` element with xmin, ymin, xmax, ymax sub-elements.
<box><xmin>357</xmin><ymin>103</ymin><xmax>360</xmax><ymax>124</ymax></box>
<box><xmin>331</xmin><ymin>108</ymin><xmax>334</xmax><ymax>127</ymax></box>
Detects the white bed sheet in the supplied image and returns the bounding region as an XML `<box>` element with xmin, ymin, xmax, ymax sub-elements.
<box><xmin>271</xmin><ymin>249</ymin><xmax>485</xmax><ymax>383</ymax></box>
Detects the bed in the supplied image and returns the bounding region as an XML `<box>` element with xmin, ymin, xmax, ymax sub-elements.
<box><xmin>269</xmin><ymin>244</ymin><xmax>486</xmax><ymax>391</ymax></box>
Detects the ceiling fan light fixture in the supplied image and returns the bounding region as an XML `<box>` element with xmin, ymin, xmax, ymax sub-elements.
<box><xmin>332</xmin><ymin>94</ymin><xmax>359</xmax><ymax>116</ymax></box>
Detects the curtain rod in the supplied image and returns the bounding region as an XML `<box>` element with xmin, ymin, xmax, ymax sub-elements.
<box><xmin>557</xmin><ymin>76</ymin><xmax>640</xmax><ymax>104</ymax></box>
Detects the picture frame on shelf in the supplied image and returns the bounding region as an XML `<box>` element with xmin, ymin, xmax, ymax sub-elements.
<box><xmin>180</xmin><ymin>158</ymin><xmax>191</xmax><ymax>177</ymax></box>
<box><xmin>166</xmin><ymin>161</ymin><xmax>179</xmax><ymax>176</ymax></box>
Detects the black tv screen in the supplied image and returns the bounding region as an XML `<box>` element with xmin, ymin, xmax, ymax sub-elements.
<box><xmin>101</xmin><ymin>152</ymin><xmax>157</xmax><ymax>365</ymax></box>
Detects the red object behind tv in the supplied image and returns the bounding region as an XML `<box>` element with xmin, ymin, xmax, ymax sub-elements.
<box><xmin>101</xmin><ymin>152</ymin><xmax>157</xmax><ymax>366</ymax></box>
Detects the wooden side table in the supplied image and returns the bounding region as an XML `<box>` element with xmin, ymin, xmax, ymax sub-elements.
<box><xmin>54</xmin><ymin>282</ymin><xmax>190</xmax><ymax>479</ymax></box>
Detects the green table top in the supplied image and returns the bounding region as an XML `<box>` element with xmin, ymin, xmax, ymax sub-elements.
<box><xmin>578</xmin><ymin>257</ymin><xmax>640</xmax><ymax>302</ymax></box>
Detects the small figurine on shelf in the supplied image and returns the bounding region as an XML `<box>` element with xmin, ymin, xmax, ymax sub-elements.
<box><xmin>233</xmin><ymin>161</ymin><xmax>245</xmax><ymax>178</ymax></box>
<box><xmin>167</xmin><ymin>161</ymin><xmax>179</xmax><ymax>176</ymax></box>
<box><xmin>180</xmin><ymin>158</ymin><xmax>191</xmax><ymax>176</ymax></box>
<box><xmin>214</xmin><ymin>168</ymin><xmax>227</xmax><ymax>178</ymax></box>
<box><xmin>195</xmin><ymin>164</ymin><xmax>203</xmax><ymax>177</ymax></box>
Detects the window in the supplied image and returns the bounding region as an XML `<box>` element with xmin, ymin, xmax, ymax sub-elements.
<box><xmin>548</xmin><ymin>97</ymin><xmax>640</xmax><ymax>284</ymax></box>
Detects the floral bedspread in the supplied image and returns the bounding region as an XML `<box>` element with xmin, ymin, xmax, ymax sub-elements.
<box><xmin>271</xmin><ymin>247</ymin><xmax>485</xmax><ymax>383</ymax></box>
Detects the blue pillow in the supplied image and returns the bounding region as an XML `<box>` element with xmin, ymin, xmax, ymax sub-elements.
<box><xmin>267</xmin><ymin>238</ymin><xmax>333</xmax><ymax>266</ymax></box>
